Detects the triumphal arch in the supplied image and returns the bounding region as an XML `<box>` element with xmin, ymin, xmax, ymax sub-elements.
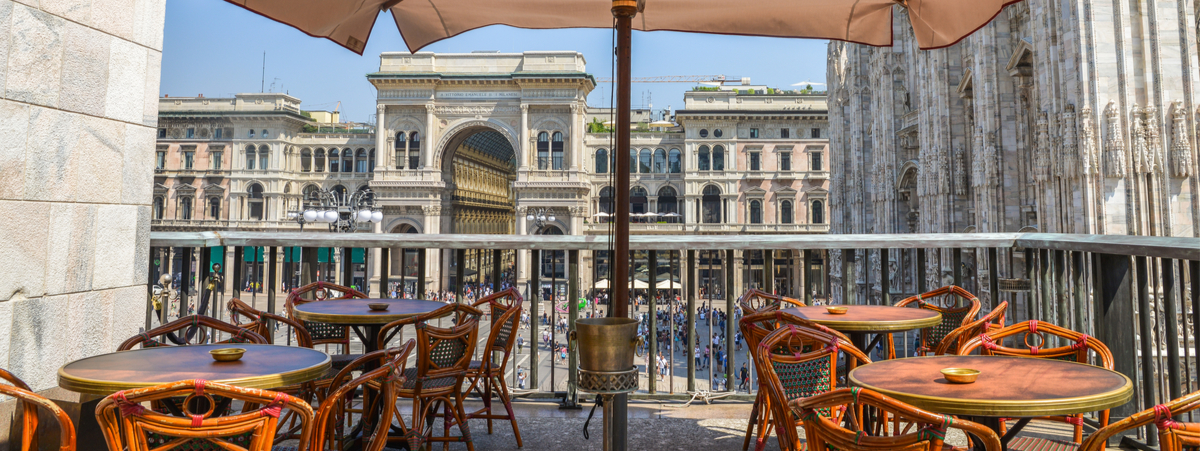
<box><xmin>367</xmin><ymin>52</ymin><xmax>594</xmax><ymax>293</ymax></box>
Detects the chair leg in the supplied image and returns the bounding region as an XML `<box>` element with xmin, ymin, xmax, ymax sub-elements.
<box><xmin>484</xmin><ymin>374</ymin><xmax>494</xmax><ymax>434</ymax></box>
<box><xmin>496</xmin><ymin>375</ymin><xmax>523</xmax><ymax>448</ymax></box>
<box><xmin>743</xmin><ymin>390</ymin><xmax>762</xmax><ymax>451</ymax></box>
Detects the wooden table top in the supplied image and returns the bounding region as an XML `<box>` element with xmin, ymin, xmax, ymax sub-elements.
<box><xmin>848</xmin><ymin>355</ymin><xmax>1133</xmax><ymax>417</ymax></box>
<box><xmin>58</xmin><ymin>344</ymin><xmax>331</xmax><ymax>396</ymax></box>
<box><xmin>781</xmin><ymin>305</ymin><xmax>942</xmax><ymax>333</ymax></box>
<box><xmin>292</xmin><ymin>298</ymin><xmax>445</xmax><ymax>325</ymax></box>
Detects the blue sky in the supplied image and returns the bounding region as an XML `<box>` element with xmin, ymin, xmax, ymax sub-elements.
<box><xmin>161</xmin><ymin>1</ymin><xmax>829</xmax><ymax>124</ymax></box>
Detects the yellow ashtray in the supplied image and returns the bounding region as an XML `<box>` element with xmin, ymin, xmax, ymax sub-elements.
<box><xmin>210</xmin><ymin>348</ymin><xmax>246</xmax><ymax>362</ymax></box>
<box><xmin>368</xmin><ymin>303</ymin><xmax>390</xmax><ymax>311</ymax></box>
<box><xmin>941</xmin><ymin>368</ymin><xmax>981</xmax><ymax>384</ymax></box>
<box><xmin>826</xmin><ymin>306</ymin><xmax>848</xmax><ymax>315</ymax></box>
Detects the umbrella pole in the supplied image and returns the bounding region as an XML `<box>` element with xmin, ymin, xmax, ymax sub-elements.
<box><xmin>608</xmin><ymin>2</ymin><xmax>636</xmax><ymax>451</ymax></box>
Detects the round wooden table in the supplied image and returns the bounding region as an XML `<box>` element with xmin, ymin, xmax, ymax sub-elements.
<box><xmin>291</xmin><ymin>298</ymin><xmax>445</xmax><ymax>353</ymax></box>
<box><xmin>781</xmin><ymin>305</ymin><xmax>942</xmax><ymax>355</ymax></box>
<box><xmin>849</xmin><ymin>355</ymin><xmax>1133</xmax><ymax>450</ymax></box>
<box><xmin>58</xmin><ymin>344</ymin><xmax>332</xmax><ymax>396</ymax></box>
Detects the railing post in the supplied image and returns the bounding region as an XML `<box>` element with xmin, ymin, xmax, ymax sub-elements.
<box><xmin>492</xmin><ymin>249</ymin><xmax>502</xmax><ymax>291</ymax></box>
<box><xmin>529</xmin><ymin>249</ymin><xmax>540</xmax><ymax>391</ymax></box>
<box><xmin>456</xmin><ymin>248</ymin><xmax>465</xmax><ymax>304</ymax></box>
<box><xmin>988</xmin><ymin>248</ymin><xmax>999</xmax><ymax>311</ymax></box>
<box><xmin>803</xmin><ymin>250</ymin><xmax>814</xmax><ymax>305</ymax></box>
<box><xmin>842</xmin><ymin>249</ymin><xmax>856</xmax><ymax>305</ymax></box>
<box><xmin>648</xmin><ymin>250</ymin><xmax>658</xmax><ymax>394</ymax></box>
<box><xmin>952</xmin><ymin>248</ymin><xmax>962</xmax><ymax>288</ymax></box>
<box><xmin>1163</xmin><ymin>258</ymin><xmax>1182</xmax><ymax>412</ymax></box>
<box><xmin>916</xmin><ymin>248</ymin><xmax>927</xmax><ymax>294</ymax></box>
<box><xmin>380</xmin><ymin>247</ymin><xmax>390</xmax><ymax>298</ymax></box>
<box><xmin>417</xmin><ymin>248</ymin><xmax>427</xmax><ymax>299</ymax></box>
<box><xmin>267</xmin><ymin>246</ymin><xmax>277</xmax><ymax>325</ymax></box>
<box><xmin>880</xmin><ymin>248</ymin><xmax>890</xmax><ymax>306</ymax></box>
<box><xmin>763</xmin><ymin>250</ymin><xmax>773</xmax><ymax>294</ymax></box>
<box><xmin>180</xmin><ymin>247</ymin><xmax>193</xmax><ymax>317</ymax></box>
<box><xmin>1072</xmin><ymin>251</ymin><xmax>1086</xmax><ymax>334</ymax></box>
<box><xmin>686</xmin><ymin>249</ymin><xmax>696</xmax><ymax>392</ymax></box>
<box><xmin>565</xmin><ymin>249</ymin><xmax>580</xmax><ymax>408</ymax></box>
<box><xmin>1134</xmin><ymin>256</ymin><xmax>1159</xmax><ymax>446</ymax></box>
<box><xmin>725</xmin><ymin>249</ymin><xmax>735</xmax><ymax>392</ymax></box>
<box><xmin>146</xmin><ymin>246</ymin><xmax>157</xmax><ymax>330</ymax></box>
<box><xmin>1091</xmin><ymin>253</ymin><xmax>1139</xmax><ymax>429</ymax></box>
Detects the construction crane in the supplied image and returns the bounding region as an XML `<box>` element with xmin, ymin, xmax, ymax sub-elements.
<box><xmin>595</xmin><ymin>75</ymin><xmax>739</xmax><ymax>83</ymax></box>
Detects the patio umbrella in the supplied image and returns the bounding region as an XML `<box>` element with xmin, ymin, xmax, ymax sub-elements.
<box><xmin>594</xmin><ymin>279</ymin><xmax>610</xmax><ymax>289</ymax></box>
<box><xmin>655</xmin><ymin>279</ymin><xmax>682</xmax><ymax>290</ymax></box>
<box><xmin>648</xmin><ymin>120</ymin><xmax>675</xmax><ymax>128</ymax></box>
<box><xmin>224</xmin><ymin>0</ymin><xmax>1018</xmax><ymax>53</ymax></box>
<box><xmin>593</xmin><ymin>212</ymin><xmax>611</xmax><ymax>217</ymax></box>
<box><xmin>630</xmin><ymin>279</ymin><xmax>650</xmax><ymax>289</ymax></box>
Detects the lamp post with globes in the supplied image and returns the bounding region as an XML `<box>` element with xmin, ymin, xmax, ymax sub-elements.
<box><xmin>287</xmin><ymin>188</ymin><xmax>383</xmax><ymax>232</ymax></box>
<box><xmin>526</xmin><ymin>207</ymin><xmax>556</xmax><ymax>232</ymax></box>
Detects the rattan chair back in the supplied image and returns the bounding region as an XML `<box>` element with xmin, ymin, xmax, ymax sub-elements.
<box><xmin>935</xmin><ymin>301</ymin><xmax>1008</xmax><ymax>355</ymax></box>
<box><xmin>1081</xmin><ymin>390</ymin><xmax>1200</xmax><ymax>451</ymax></box>
<box><xmin>284</xmin><ymin>281</ymin><xmax>366</xmax><ymax>350</ymax></box>
<box><xmin>228</xmin><ymin>298</ymin><xmax>313</xmax><ymax>348</ymax></box>
<box><xmin>793</xmin><ymin>387</ymin><xmax>1001</xmax><ymax>451</ymax></box>
<box><xmin>311</xmin><ymin>340</ymin><xmax>416</xmax><ymax>451</ymax></box>
<box><xmin>754</xmin><ymin>323</ymin><xmax>870</xmax><ymax>451</ymax></box>
<box><xmin>739</xmin><ymin>289</ymin><xmax>806</xmax><ymax>315</ymax></box>
<box><xmin>96</xmin><ymin>379</ymin><xmax>313</xmax><ymax>451</ymax></box>
<box><xmin>1</xmin><ymin>371</ymin><xmax>73</xmax><ymax>451</ymax></box>
<box><xmin>377</xmin><ymin>303</ymin><xmax>483</xmax><ymax>349</ymax></box>
<box><xmin>893</xmin><ymin>285</ymin><xmax>981</xmax><ymax>356</ymax></box>
<box><xmin>117</xmin><ymin>315</ymin><xmax>267</xmax><ymax>350</ymax></box>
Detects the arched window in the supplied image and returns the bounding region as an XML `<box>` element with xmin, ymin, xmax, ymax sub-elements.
<box><xmin>314</xmin><ymin>149</ymin><xmax>326</xmax><ymax>172</ymax></box>
<box><xmin>356</xmin><ymin>148</ymin><xmax>368</xmax><ymax>173</ymax></box>
<box><xmin>599</xmin><ymin>186</ymin><xmax>615</xmax><ymax>216</ymax></box>
<box><xmin>247</xmin><ymin>183</ymin><xmax>264</xmax><ymax>220</ymax></box>
<box><xmin>780</xmin><ymin>200</ymin><xmax>793</xmax><ymax>224</ymax></box>
<box><xmin>638</xmin><ymin>149</ymin><xmax>651</xmax><ymax>173</ymax></box>
<box><xmin>258</xmin><ymin>145</ymin><xmax>269</xmax><ymax>170</ymax></box>
<box><xmin>537</xmin><ymin>132</ymin><xmax>550</xmax><ymax>170</ymax></box>
<box><xmin>712</xmin><ymin>145</ymin><xmax>725</xmax><ymax>171</ymax></box>
<box><xmin>551</xmin><ymin>132</ymin><xmax>565</xmax><ymax>170</ymax></box>
<box><xmin>698</xmin><ymin>146</ymin><xmax>711</xmax><ymax>171</ymax></box>
<box><xmin>209</xmin><ymin>196</ymin><xmax>221</xmax><ymax>219</ymax></box>
<box><xmin>261</xmin><ymin>129</ymin><xmax>268</xmax><ymax>138</ymax></box>
<box><xmin>342</xmin><ymin>148</ymin><xmax>353</xmax><ymax>172</ymax></box>
<box><xmin>395</xmin><ymin>132</ymin><xmax>406</xmax><ymax>169</ymax></box>
<box><xmin>329</xmin><ymin>149</ymin><xmax>340</xmax><ymax>172</ymax></box>
<box><xmin>699</xmin><ymin>129</ymin><xmax>708</xmax><ymax>138</ymax></box>
<box><xmin>595</xmin><ymin>149</ymin><xmax>609</xmax><ymax>173</ymax></box>
<box><xmin>653</xmin><ymin>148</ymin><xmax>667</xmax><ymax>173</ymax></box>
<box><xmin>630</xmin><ymin>186</ymin><xmax>648</xmax><ymax>214</ymax></box>
<box><xmin>180</xmin><ymin>197</ymin><xmax>192</xmax><ymax>220</ymax></box>
<box><xmin>408</xmin><ymin>133</ymin><xmax>420</xmax><ymax>169</ymax></box>
<box><xmin>303</xmin><ymin>185</ymin><xmax>320</xmax><ymax>204</ymax></box>
<box><xmin>368</xmin><ymin>149</ymin><xmax>376</xmax><ymax>172</ymax></box>
<box><xmin>657</xmin><ymin>186</ymin><xmax>678</xmax><ymax>221</ymax></box>
<box><xmin>668</xmin><ymin>149</ymin><xmax>682</xmax><ymax>173</ymax></box>
<box><xmin>331</xmin><ymin>185</ymin><xmax>347</xmax><ymax>204</ymax></box>
<box><xmin>153</xmin><ymin>197</ymin><xmax>164</xmax><ymax>220</ymax></box>
<box><xmin>702</xmin><ymin>186</ymin><xmax>721</xmax><ymax>224</ymax></box>
<box><xmin>812</xmin><ymin>200</ymin><xmax>824</xmax><ymax>224</ymax></box>
<box><xmin>749</xmin><ymin>200</ymin><xmax>762</xmax><ymax>224</ymax></box>
<box><xmin>629</xmin><ymin>148</ymin><xmax>637</xmax><ymax>173</ymax></box>
<box><xmin>300</xmin><ymin>148</ymin><xmax>312</xmax><ymax>172</ymax></box>
<box><xmin>245</xmin><ymin>145</ymin><xmax>256</xmax><ymax>170</ymax></box>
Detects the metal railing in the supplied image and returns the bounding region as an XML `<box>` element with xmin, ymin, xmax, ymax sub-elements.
<box><xmin>146</xmin><ymin>231</ymin><xmax>1197</xmax><ymax>445</ymax></box>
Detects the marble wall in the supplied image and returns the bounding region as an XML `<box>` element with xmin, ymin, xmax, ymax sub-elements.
<box><xmin>0</xmin><ymin>0</ymin><xmax>165</xmax><ymax>392</ymax></box>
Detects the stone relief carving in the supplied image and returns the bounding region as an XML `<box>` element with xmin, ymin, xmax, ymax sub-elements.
<box><xmin>1170</xmin><ymin>102</ymin><xmax>1194</xmax><ymax>177</ymax></box>
<box><xmin>1132</xmin><ymin>105</ymin><xmax>1148</xmax><ymax>174</ymax></box>
<box><xmin>1061</xmin><ymin>105</ymin><xmax>1077</xmax><ymax>178</ymax></box>
<box><xmin>1103</xmin><ymin>102</ymin><xmax>1127</xmax><ymax>178</ymax></box>
<box><xmin>828</xmin><ymin>249</ymin><xmax>843</xmax><ymax>303</ymax></box>
<box><xmin>434</xmin><ymin>106</ymin><xmax>520</xmax><ymax>115</ymax></box>
<box><xmin>1034</xmin><ymin>112</ymin><xmax>1050</xmax><ymax>182</ymax></box>
<box><xmin>953</xmin><ymin>148</ymin><xmax>967</xmax><ymax>196</ymax></box>
<box><xmin>1145</xmin><ymin>105</ymin><xmax>1163</xmax><ymax>175</ymax></box>
<box><xmin>1080</xmin><ymin>106</ymin><xmax>1098</xmax><ymax>176</ymax></box>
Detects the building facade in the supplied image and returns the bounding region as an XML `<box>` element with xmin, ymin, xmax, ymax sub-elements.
<box><xmin>826</xmin><ymin>2</ymin><xmax>1199</xmax><ymax>305</ymax></box>
<box><xmin>152</xmin><ymin>51</ymin><xmax>832</xmax><ymax>297</ymax></box>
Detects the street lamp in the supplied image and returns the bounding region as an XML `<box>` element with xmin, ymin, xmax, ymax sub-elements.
<box><xmin>525</xmin><ymin>207</ymin><xmax>557</xmax><ymax>231</ymax></box>
<box><xmin>287</xmin><ymin>187</ymin><xmax>383</xmax><ymax>232</ymax></box>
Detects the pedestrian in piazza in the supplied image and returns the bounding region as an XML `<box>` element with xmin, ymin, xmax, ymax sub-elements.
<box><xmin>738</xmin><ymin>362</ymin><xmax>750</xmax><ymax>391</ymax></box>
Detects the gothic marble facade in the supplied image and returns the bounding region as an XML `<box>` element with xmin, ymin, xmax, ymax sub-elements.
<box><xmin>827</xmin><ymin>2</ymin><xmax>1199</xmax><ymax>306</ymax></box>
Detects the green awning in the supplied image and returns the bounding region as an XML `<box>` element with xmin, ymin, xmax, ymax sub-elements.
<box><xmin>283</xmin><ymin>247</ymin><xmax>302</xmax><ymax>262</ymax></box>
<box><xmin>242</xmin><ymin>246</ymin><xmax>265</xmax><ymax>262</ymax></box>
<box><xmin>351</xmin><ymin>248</ymin><xmax>365</xmax><ymax>264</ymax></box>
<box><xmin>209</xmin><ymin>247</ymin><xmax>225</xmax><ymax>269</ymax></box>
<box><xmin>318</xmin><ymin>248</ymin><xmax>332</xmax><ymax>263</ymax></box>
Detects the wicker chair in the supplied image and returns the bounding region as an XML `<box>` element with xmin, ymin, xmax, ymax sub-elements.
<box><xmin>739</xmin><ymin>310</ymin><xmax>853</xmax><ymax>451</ymax></box>
<box><xmin>285</xmin><ymin>281</ymin><xmax>367</xmax><ymax>357</ymax></box>
<box><xmin>887</xmin><ymin>285</ymin><xmax>981</xmax><ymax>358</ymax></box>
<box><xmin>2</xmin><ymin>370</ymin><xmax>74</xmax><ymax>451</ymax></box>
<box><xmin>297</xmin><ymin>340</ymin><xmax>417</xmax><ymax>451</ymax></box>
<box><xmin>117</xmin><ymin>315</ymin><xmax>267</xmax><ymax>350</ymax></box>
<box><xmin>1080</xmin><ymin>391</ymin><xmax>1200</xmax><ymax>451</ymax></box>
<box><xmin>934</xmin><ymin>301</ymin><xmax>1009</xmax><ymax>355</ymax></box>
<box><xmin>465</xmin><ymin>288</ymin><xmax>525</xmax><ymax>447</ymax></box>
<box><xmin>959</xmin><ymin>320</ymin><xmax>1115</xmax><ymax>450</ymax></box>
<box><xmin>754</xmin><ymin>320</ymin><xmax>871</xmax><ymax>451</ymax></box>
<box><xmin>380</xmin><ymin>305</ymin><xmax>481</xmax><ymax>451</ymax></box>
<box><xmin>739</xmin><ymin>288</ymin><xmax>806</xmax><ymax>315</ymax></box>
<box><xmin>96</xmin><ymin>379</ymin><xmax>313</xmax><ymax>451</ymax></box>
<box><xmin>792</xmin><ymin>387</ymin><xmax>1002</xmax><ymax>451</ymax></box>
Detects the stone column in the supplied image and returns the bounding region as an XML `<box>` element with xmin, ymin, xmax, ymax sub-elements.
<box><xmin>370</xmin><ymin>220</ymin><xmax>383</xmax><ymax>295</ymax></box>
<box><xmin>375</xmin><ymin>104</ymin><xmax>387</xmax><ymax>168</ymax></box>
<box><xmin>519</xmin><ymin>105</ymin><xmax>529</xmax><ymax>170</ymax></box>
<box><xmin>570</xmin><ymin>104</ymin><xmax>582</xmax><ymax>171</ymax></box>
<box><xmin>423</xmin><ymin>103</ymin><xmax>435</xmax><ymax>169</ymax></box>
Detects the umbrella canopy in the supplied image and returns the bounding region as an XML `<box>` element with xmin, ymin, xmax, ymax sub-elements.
<box><xmin>593</xmin><ymin>212</ymin><xmax>611</xmax><ymax>217</ymax></box>
<box><xmin>655</xmin><ymin>279</ymin><xmax>682</xmax><ymax>289</ymax></box>
<box><xmin>594</xmin><ymin>279</ymin><xmax>610</xmax><ymax>289</ymax></box>
<box><xmin>630</xmin><ymin>279</ymin><xmax>650</xmax><ymax>289</ymax></box>
<box><xmin>224</xmin><ymin>0</ymin><xmax>1019</xmax><ymax>54</ymax></box>
<box><xmin>648</xmin><ymin>120</ymin><xmax>675</xmax><ymax>128</ymax></box>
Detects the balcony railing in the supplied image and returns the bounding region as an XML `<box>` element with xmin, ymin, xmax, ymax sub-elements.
<box><xmin>582</xmin><ymin>223</ymin><xmax>830</xmax><ymax>233</ymax></box>
<box><xmin>146</xmin><ymin>231</ymin><xmax>1198</xmax><ymax>445</ymax></box>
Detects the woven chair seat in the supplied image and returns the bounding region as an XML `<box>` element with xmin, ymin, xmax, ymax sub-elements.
<box><xmin>1008</xmin><ymin>436</ymin><xmax>1080</xmax><ymax>451</ymax></box>
<box><xmin>330</xmin><ymin>353</ymin><xmax>362</xmax><ymax>369</ymax></box>
<box><xmin>397</xmin><ymin>367</ymin><xmax>459</xmax><ymax>390</ymax></box>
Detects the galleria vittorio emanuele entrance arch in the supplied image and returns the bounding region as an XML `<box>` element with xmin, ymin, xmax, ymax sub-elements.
<box><xmin>438</xmin><ymin>123</ymin><xmax>517</xmax><ymax>235</ymax></box>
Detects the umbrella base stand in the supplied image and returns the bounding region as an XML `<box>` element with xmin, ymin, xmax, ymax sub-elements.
<box><xmin>579</xmin><ymin>368</ymin><xmax>638</xmax><ymax>451</ymax></box>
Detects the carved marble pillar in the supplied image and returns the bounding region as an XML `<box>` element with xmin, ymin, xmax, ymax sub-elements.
<box><xmin>376</xmin><ymin>104</ymin><xmax>387</xmax><ymax>169</ymax></box>
<box><xmin>519</xmin><ymin>105</ymin><xmax>529</xmax><ymax>170</ymax></box>
<box><xmin>423</xmin><ymin>103</ymin><xmax>435</xmax><ymax>169</ymax></box>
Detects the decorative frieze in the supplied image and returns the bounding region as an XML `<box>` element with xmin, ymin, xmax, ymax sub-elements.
<box><xmin>1103</xmin><ymin>102</ymin><xmax>1126</xmax><ymax>178</ymax></box>
<box><xmin>1170</xmin><ymin>102</ymin><xmax>1193</xmax><ymax>177</ymax></box>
